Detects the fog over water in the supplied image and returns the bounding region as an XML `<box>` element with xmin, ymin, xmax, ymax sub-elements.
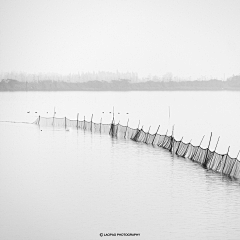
<box><xmin>0</xmin><ymin>91</ymin><xmax>240</xmax><ymax>240</ymax></box>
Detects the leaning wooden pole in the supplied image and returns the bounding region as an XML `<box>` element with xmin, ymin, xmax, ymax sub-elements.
<box><xmin>132</xmin><ymin>121</ymin><xmax>141</xmax><ymax>141</ymax></box>
<box><xmin>214</xmin><ymin>136</ymin><xmax>220</xmax><ymax>152</ymax></box>
<box><xmin>221</xmin><ymin>146</ymin><xmax>230</xmax><ymax>174</ymax></box>
<box><xmin>145</xmin><ymin>126</ymin><xmax>151</xmax><ymax>144</ymax></box>
<box><xmin>191</xmin><ymin>135</ymin><xmax>205</xmax><ymax>160</ymax></box>
<box><xmin>205</xmin><ymin>136</ymin><xmax>220</xmax><ymax>169</ymax></box>
<box><xmin>229</xmin><ymin>149</ymin><xmax>240</xmax><ymax>177</ymax></box>
<box><xmin>161</xmin><ymin>129</ymin><xmax>168</xmax><ymax>146</ymax></box>
<box><xmin>237</xmin><ymin>150</ymin><xmax>240</xmax><ymax>159</ymax></box>
<box><xmin>207</xmin><ymin>132</ymin><xmax>213</xmax><ymax>150</ymax></box>
<box><xmin>152</xmin><ymin>125</ymin><xmax>160</xmax><ymax>145</ymax></box>
<box><xmin>175</xmin><ymin>136</ymin><xmax>184</xmax><ymax>155</ymax></box>
<box><xmin>139</xmin><ymin>125</ymin><xmax>144</xmax><ymax>142</ymax></box>
<box><xmin>199</xmin><ymin>135</ymin><xmax>205</xmax><ymax>146</ymax></box>
<box><xmin>202</xmin><ymin>132</ymin><xmax>212</xmax><ymax>168</ymax></box>
<box><xmin>183</xmin><ymin>139</ymin><xmax>192</xmax><ymax>158</ymax></box>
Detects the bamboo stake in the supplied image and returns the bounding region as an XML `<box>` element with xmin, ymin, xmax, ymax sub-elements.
<box><xmin>229</xmin><ymin>149</ymin><xmax>240</xmax><ymax>177</ymax></box>
<box><xmin>145</xmin><ymin>126</ymin><xmax>151</xmax><ymax>144</ymax></box>
<box><xmin>91</xmin><ymin>114</ymin><xmax>93</xmax><ymax>132</ymax></box>
<box><xmin>183</xmin><ymin>139</ymin><xmax>192</xmax><ymax>157</ymax></box>
<box><xmin>237</xmin><ymin>150</ymin><xmax>240</xmax><ymax>159</ymax></box>
<box><xmin>132</xmin><ymin>121</ymin><xmax>140</xmax><ymax>141</ymax></box>
<box><xmin>137</xmin><ymin>120</ymin><xmax>140</xmax><ymax>129</ymax></box>
<box><xmin>171</xmin><ymin>125</ymin><xmax>175</xmax><ymax>155</ymax></box>
<box><xmin>222</xmin><ymin>146</ymin><xmax>230</xmax><ymax>174</ymax></box>
<box><xmin>214</xmin><ymin>136</ymin><xmax>220</xmax><ymax>152</ymax></box>
<box><xmin>52</xmin><ymin>106</ymin><xmax>55</xmax><ymax>126</ymax></box>
<box><xmin>171</xmin><ymin>125</ymin><xmax>174</xmax><ymax>137</ymax></box>
<box><xmin>199</xmin><ymin>135</ymin><xmax>205</xmax><ymax>146</ymax></box>
<box><xmin>207</xmin><ymin>132</ymin><xmax>213</xmax><ymax>150</ymax></box>
<box><xmin>192</xmin><ymin>135</ymin><xmax>205</xmax><ymax>160</ymax></box>
<box><xmin>124</xmin><ymin>119</ymin><xmax>129</xmax><ymax>139</ymax></box>
<box><xmin>152</xmin><ymin>125</ymin><xmax>160</xmax><ymax>145</ymax></box>
<box><xmin>109</xmin><ymin>111</ymin><xmax>116</xmax><ymax>136</ymax></box>
<box><xmin>175</xmin><ymin>136</ymin><xmax>184</xmax><ymax>155</ymax></box>
<box><xmin>160</xmin><ymin>129</ymin><xmax>168</xmax><ymax>147</ymax></box>
<box><xmin>113</xmin><ymin>106</ymin><xmax>115</xmax><ymax>122</ymax></box>
<box><xmin>207</xmin><ymin>135</ymin><xmax>219</xmax><ymax>168</ymax></box>
<box><xmin>115</xmin><ymin>120</ymin><xmax>120</xmax><ymax>138</ymax></box>
<box><xmin>202</xmin><ymin>133</ymin><xmax>212</xmax><ymax>167</ymax></box>
<box><xmin>138</xmin><ymin>125</ymin><xmax>144</xmax><ymax>142</ymax></box>
<box><xmin>76</xmin><ymin>113</ymin><xmax>79</xmax><ymax>128</ymax></box>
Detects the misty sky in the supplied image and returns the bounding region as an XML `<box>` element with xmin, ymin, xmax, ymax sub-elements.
<box><xmin>0</xmin><ymin>0</ymin><xmax>239</xmax><ymax>79</ymax></box>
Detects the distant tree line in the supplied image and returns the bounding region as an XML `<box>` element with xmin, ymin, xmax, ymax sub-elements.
<box><xmin>0</xmin><ymin>71</ymin><xmax>139</xmax><ymax>83</ymax></box>
<box><xmin>1</xmin><ymin>75</ymin><xmax>240</xmax><ymax>91</ymax></box>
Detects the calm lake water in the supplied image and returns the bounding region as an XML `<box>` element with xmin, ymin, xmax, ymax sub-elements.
<box><xmin>0</xmin><ymin>91</ymin><xmax>240</xmax><ymax>240</ymax></box>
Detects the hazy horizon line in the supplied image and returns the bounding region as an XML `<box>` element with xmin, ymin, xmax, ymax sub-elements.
<box><xmin>1</xmin><ymin>70</ymin><xmax>239</xmax><ymax>82</ymax></box>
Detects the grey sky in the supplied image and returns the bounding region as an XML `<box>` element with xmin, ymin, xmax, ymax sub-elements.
<box><xmin>0</xmin><ymin>0</ymin><xmax>239</xmax><ymax>79</ymax></box>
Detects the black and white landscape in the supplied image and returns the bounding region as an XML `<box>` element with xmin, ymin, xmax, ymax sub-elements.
<box><xmin>1</xmin><ymin>1</ymin><xmax>240</xmax><ymax>240</ymax></box>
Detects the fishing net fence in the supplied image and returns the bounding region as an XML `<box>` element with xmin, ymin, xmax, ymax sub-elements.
<box><xmin>34</xmin><ymin>116</ymin><xmax>240</xmax><ymax>179</ymax></box>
